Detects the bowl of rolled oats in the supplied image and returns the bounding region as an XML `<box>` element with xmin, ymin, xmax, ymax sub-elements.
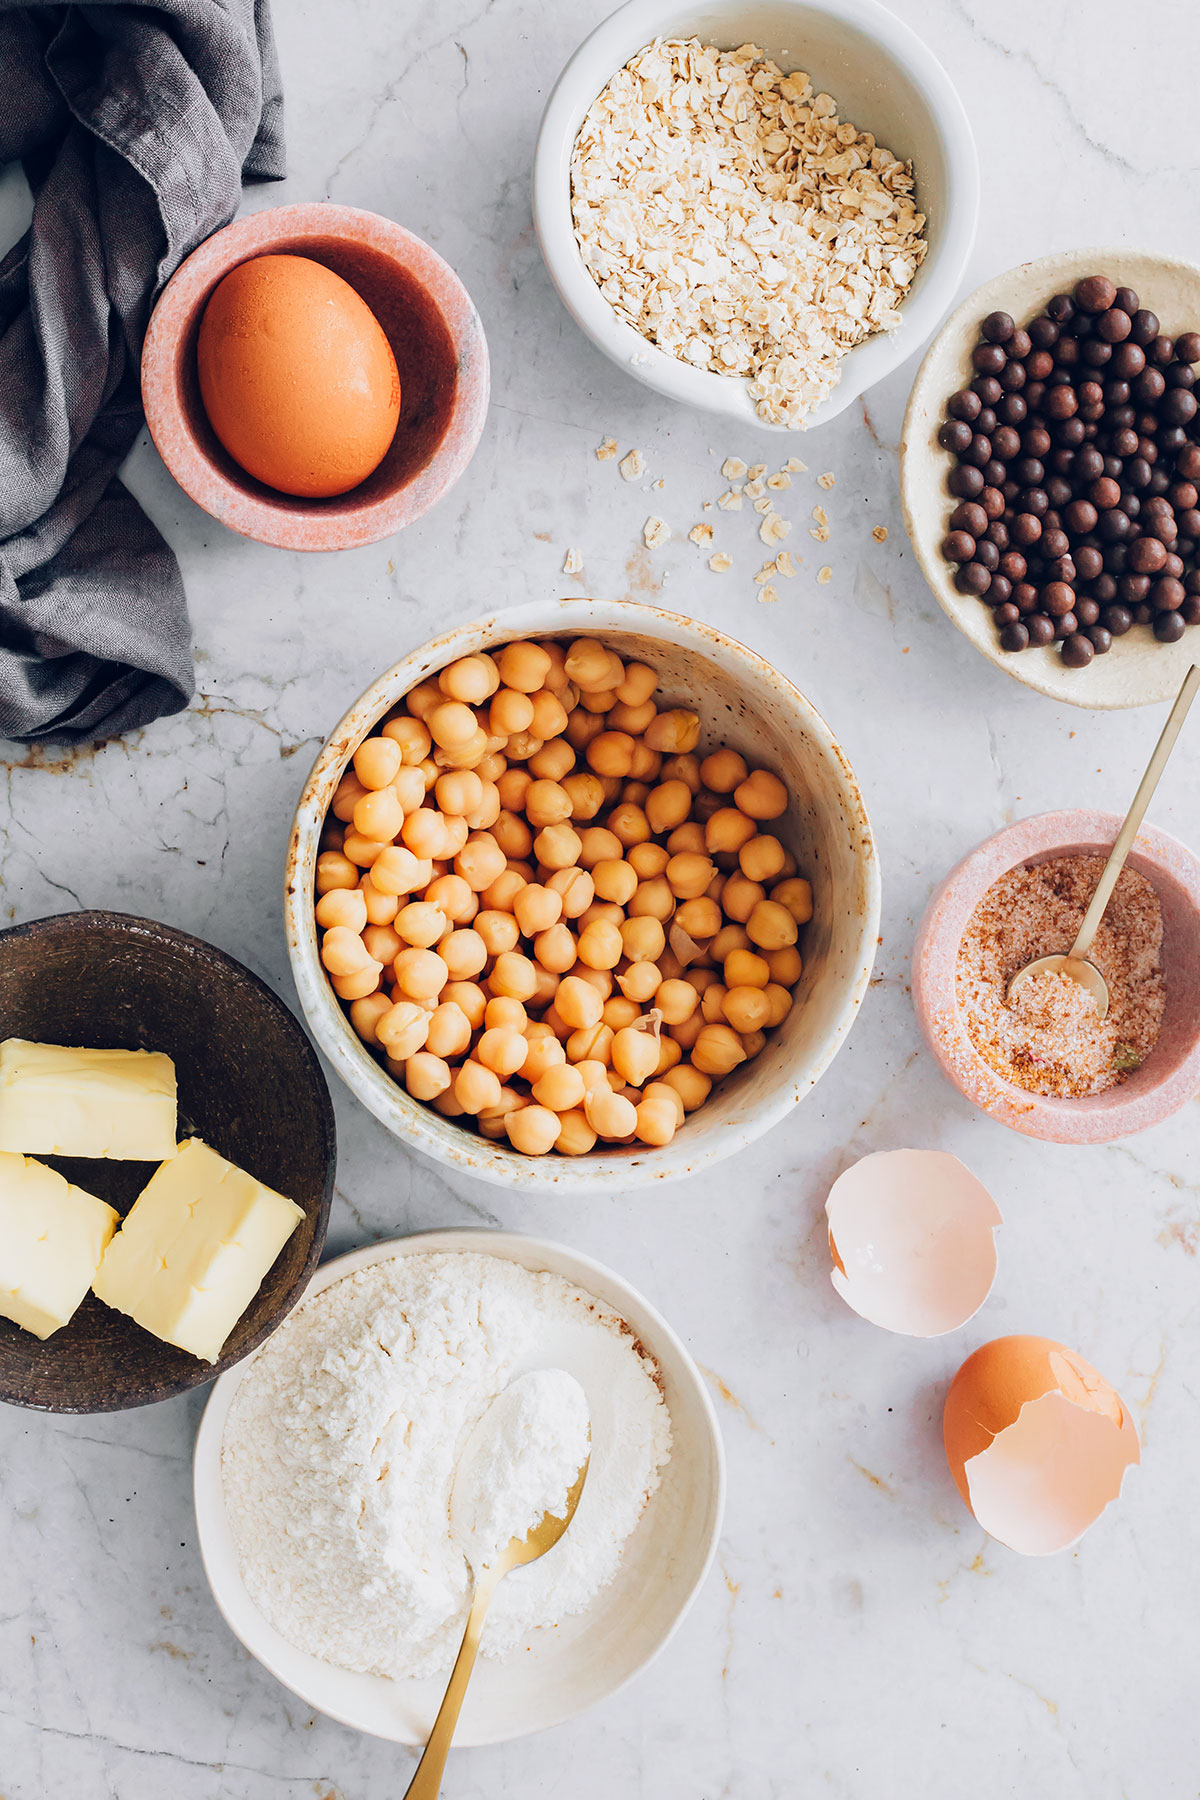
<box><xmin>533</xmin><ymin>0</ymin><xmax>978</xmax><ymax>432</ymax></box>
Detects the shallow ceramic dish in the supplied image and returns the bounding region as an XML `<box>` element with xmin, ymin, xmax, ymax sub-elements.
<box><xmin>193</xmin><ymin>1228</ymin><xmax>725</xmax><ymax>1745</ymax></box>
<box><xmin>142</xmin><ymin>204</ymin><xmax>489</xmax><ymax>551</ymax></box>
<box><xmin>0</xmin><ymin>912</ymin><xmax>335</xmax><ymax>1412</ymax></box>
<box><xmin>284</xmin><ymin>598</ymin><xmax>881</xmax><ymax>1191</ymax></box>
<box><xmin>901</xmin><ymin>247</ymin><xmax>1200</xmax><ymax>708</ymax></box>
<box><xmin>912</xmin><ymin>810</ymin><xmax>1200</xmax><ymax>1143</ymax></box>
<box><xmin>533</xmin><ymin>0</ymin><xmax>978</xmax><ymax>431</ymax></box>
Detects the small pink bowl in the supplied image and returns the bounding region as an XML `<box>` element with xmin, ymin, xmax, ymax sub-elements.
<box><xmin>141</xmin><ymin>204</ymin><xmax>489</xmax><ymax>551</ymax></box>
<box><xmin>913</xmin><ymin>810</ymin><xmax>1200</xmax><ymax>1144</ymax></box>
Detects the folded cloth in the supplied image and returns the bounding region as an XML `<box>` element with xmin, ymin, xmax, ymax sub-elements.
<box><xmin>0</xmin><ymin>0</ymin><xmax>285</xmax><ymax>744</ymax></box>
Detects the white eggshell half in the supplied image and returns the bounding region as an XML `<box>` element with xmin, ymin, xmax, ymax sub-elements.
<box><xmin>963</xmin><ymin>1390</ymin><xmax>1139</xmax><ymax>1556</ymax></box>
<box><xmin>825</xmin><ymin>1148</ymin><xmax>1002</xmax><ymax>1336</ymax></box>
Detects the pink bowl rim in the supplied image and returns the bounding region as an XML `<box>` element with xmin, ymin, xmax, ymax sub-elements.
<box><xmin>141</xmin><ymin>203</ymin><xmax>490</xmax><ymax>552</ymax></box>
<box><xmin>912</xmin><ymin>808</ymin><xmax>1200</xmax><ymax>1143</ymax></box>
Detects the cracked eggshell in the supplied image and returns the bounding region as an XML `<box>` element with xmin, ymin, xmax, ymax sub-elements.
<box><xmin>825</xmin><ymin>1148</ymin><xmax>1002</xmax><ymax>1336</ymax></box>
<box><xmin>943</xmin><ymin>1336</ymin><xmax>1140</xmax><ymax>1556</ymax></box>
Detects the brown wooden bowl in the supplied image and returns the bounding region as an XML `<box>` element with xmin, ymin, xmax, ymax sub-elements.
<box><xmin>0</xmin><ymin>912</ymin><xmax>335</xmax><ymax>1412</ymax></box>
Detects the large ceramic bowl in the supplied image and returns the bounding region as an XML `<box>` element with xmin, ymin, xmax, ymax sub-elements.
<box><xmin>533</xmin><ymin>0</ymin><xmax>978</xmax><ymax>431</ymax></box>
<box><xmin>912</xmin><ymin>810</ymin><xmax>1200</xmax><ymax>1144</ymax></box>
<box><xmin>284</xmin><ymin>598</ymin><xmax>881</xmax><ymax>1191</ymax></box>
<box><xmin>0</xmin><ymin>912</ymin><xmax>335</xmax><ymax>1411</ymax></box>
<box><xmin>142</xmin><ymin>204</ymin><xmax>489</xmax><ymax>551</ymax></box>
<box><xmin>193</xmin><ymin>1228</ymin><xmax>725</xmax><ymax>1744</ymax></box>
<box><xmin>901</xmin><ymin>247</ymin><xmax>1200</xmax><ymax>708</ymax></box>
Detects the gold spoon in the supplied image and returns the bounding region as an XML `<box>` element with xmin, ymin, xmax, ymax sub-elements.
<box><xmin>402</xmin><ymin>1456</ymin><xmax>589</xmax><ymax>1800</ymax></box>
<box><xmin>1008</xmin><ymin>662</ymin><xmax>1200</xmax><ymax>1019</ymax></box>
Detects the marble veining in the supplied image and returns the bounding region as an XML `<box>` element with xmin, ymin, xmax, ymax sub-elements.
<box><xmin>2</xmin><ymin>2</ymin><xmax>1199</xmax><ymax>1795</ymax></box>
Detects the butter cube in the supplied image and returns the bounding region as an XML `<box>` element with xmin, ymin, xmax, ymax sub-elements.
<box><xmin>0</xmin><ymin>1152</ymin><xmax>119</xmax><ymax>1339</ymax></box>
<box><xmin>92</xmin><ymin>1138</ymin><xmax>304</xmax><ymax>1363</ymax></box>
<box><xmin>0</xmin><ymin>1039</ymin><xmax>177</xmax><ymax>1161</ymax></box>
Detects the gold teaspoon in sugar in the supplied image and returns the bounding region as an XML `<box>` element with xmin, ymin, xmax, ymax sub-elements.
<box><xmin>1008</xmin><ymin>662</ymin><xmax>1200</xmax><ymax>1020</ymax></box>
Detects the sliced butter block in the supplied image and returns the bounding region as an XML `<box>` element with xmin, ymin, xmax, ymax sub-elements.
<box><xmin>0</xmin><ymin>1152</ymin><xmax>119</xmax><ymax>1339</ymax></box>
<box><xmin>0</xmin><ymin>1039</ymin><xmax>177</xmax><ymax>1161</ymax></box>
<box><xmin>92</xmin><ymin>1138</ymin><xmax>304</xmax><ymax>1363</ymax></box>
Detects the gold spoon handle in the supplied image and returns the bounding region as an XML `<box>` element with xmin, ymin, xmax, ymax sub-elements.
<box><xmin>1070</xmin><ymin>661</ymin><xmax>1200</xmax><ymax>963</ymax></box>
<box><xmin>402</xmin><ymin>1571</ymin><xmax>498</xmax><ymax>1800</ymax></box>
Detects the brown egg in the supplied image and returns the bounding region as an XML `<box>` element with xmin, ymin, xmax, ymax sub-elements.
<box><xmin>196</xmin><ymin>255</ymin><xmax>400</xmax><ymax>497</ymax></box>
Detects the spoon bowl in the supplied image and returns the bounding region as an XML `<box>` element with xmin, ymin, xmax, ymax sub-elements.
<box><xmin>1007</xmin><ymin>954</ymin><xmax>1110</xmax><ymax>1020</ymax></box>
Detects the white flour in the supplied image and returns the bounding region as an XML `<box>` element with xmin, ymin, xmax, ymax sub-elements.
<box><xmin>220</xmin><ymin>1252</ymin><xmax>672</xmax><ymax>1679</ymax></box>
<box><xmin>449</xmin><ymin>1368</ymin><xmax>590</xmax><ymax>1570</ymax></box>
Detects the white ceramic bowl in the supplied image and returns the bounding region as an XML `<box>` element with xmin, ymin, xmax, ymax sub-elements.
<box><xmin>532</xmin><ymin>0</ymin><xmax>979</xmax><ymax>431</ymax></box>
<box><xmin>901</xmin><ymin>247</ymin><xmax>1200</xmax><ymax>708</ymax></box>
<box><xmin>284</xmin><ymin>599</ymin><xmax>881</xmax><ymax>1191</ymax></box>
<box><xmin>193</xmin><ymin>1229</ymin><xmax>725</xmax><ymax>1745</ymax></box>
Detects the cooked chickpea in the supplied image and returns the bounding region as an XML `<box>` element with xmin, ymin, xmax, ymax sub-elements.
<box><xmin>404</xmin><ymin>678</ymin><xmax>443</xmax><ymax>720</ymax></box>
<box><xmin>611</xmin><ymin>1026</ymin><xmax>659</xmax><ymax>1087</ymax></box>
<box><xmin>520</xmin><ymin>779</ymin><xmax>569</xmax><ymax>829</ymax></box>
<box><xmin>353</xmin><ymin>736</ymin><xmax>402</xmax><ymax>791</ymax></box>
<box><xmin>520</xmin><ymin>1033</ymin><xmax>567</xmax><ymax>1083</ymax></box>
<box><xmin>530</xmin><ymin>964</ymin><xmax>561</xmax><ymax>1009</ymax></box>
<box><xmin>534</xmin><ymin>922</ymin><xmax>577</xmax><ymax>974</ymax></box>
<box><xmin>644</xmin><ymin>709</ymin><xmax>700</xmax><ymax>754</ymax></box>
<box><xmin>454</xmin><ymin>833</ymin><xmax>508</xmax><ymax>893</ymax></box>
<box><xmin>485</xmin><ymin>949</ymin><xmax>536</xmax><ymax>1001</ymax></box>
<box><xmin>644</xmin><ymin>779</ymin><xmax>691</xmax><ymax>835</ymax></box>
<box><xmin>627</xmin><ymin>875</ymin><xmax>675</xmax><ymax>922</ymax></box>
<box><xmin>701</xmin><ymin>984</ymin><xmax>729</xmax><ymax>1024</ymax></box>
<box><xmin>421</xmin><ymin>874</ymin><xmax>473</xmax><ymax>925</ymax></box>
<box><xmin>528</xmin><ymin>689</ymin><xmax>569</xmax><ymax>740</ymax></box>
<box><xmin>665</xmin><ymin>851</ymin><xmax>716</xmax><ymax>900</ymax></box>
<box><xmin>663</xmin><ymin>1063</ymin><xmax>711</xmax><ymax>1111</ymax></box>
<box><xmin>533</xmin><ymin>823</ymin><xmax>582</xmax><ymax>870</ymax></box>
<box><xmin>735</xmin><ymin>768</ymin><xmax>788</xmax><ymax>821</ymax></box>
<box><xmin>331</xmin><ymin>964</ymin><xmax>382</xmax><ymax>1002</ymax></box>
<box><xmin>618</xmin><ymin>916</ymin><xmax>664</xmax><ymax>965</ymax></box>
<box><xmin>692</xmin><ymin>1022</ymin><xmax>747</xmax><ymax>1077</ymax></box>
<box><xmin>642</xmin><ymin>1080</ymin><xmax>685</xmax><ymax>1126</ymax></box>
<box><xmin>362</xmin><ymin>923</ymin><xmax>404</xmax><ymax>966</ymax></box>
<box><xmin>577</xmin><ymin>826</ymin><xmax>623</xmax><ymax>868</ymax></box>
<box><xmin>476</xmin><ymin>1027</ymin><xmax>527</xmax><ymax>1079</ymax></box>
<box><xmin>592</xmin><ymin>858</ymin><xmax>638</xmax><ymax>906</ymax></box>
<box><xmin>426</xmin><ymin>1000</ymin><xmax>474</xmax><ymax>1057</ymax></box>
<box><xmin>359</xmin><ymin>872</ymin><xmax>400</xmax><ymax>925</ymax></box>
<box><xmin>530</xmin><ymin>1062</ymin><xmax>585</xmax><ymax>1112</ymax></box>
<box><xmin>740</xmin><ymin>1029</ymin><xmax>766</xmax><ymax>1059</ymax></box>
<box><xmin>439</xmin><ymin>653</ymin><xmax>499</xmax><ymax>705</ymax></box>
<box><xmin>376</xmin><ymin>1000</ymin><xmax>430</xmax><ymax>1060</ymax></box>
<box><xmin>382</xmin><ymin>715</ymin><xmax>432</xmax><ymax>764</ymax></box>
<box><xmin>316</xmin><ymin>850</ymin><xmax>358</xmax><ymax>895</ymax></box>
<box><xmin>554</xmin><ymin>1107</ymin><xmax>597</xmax><ymax>1155</ymax></box>
<box><xmin>720</xmin><ymin>871</ymin><xmax>766</xmax><ymax>924</ymax></box>
<box><xmin>564</xmin><ymin>638</ymin><xmax>617</xmax><ymax>692</ymax></box>
<box><xmin>674</xmin><ymin>897</ymin><xmax>721</xmax><ymax>940</ymax></box>
<box><xmin>697</xmin><ymin>747</ymin><xmax>744</xmax><ymax>793</ymax></box>
<box><xmin>614</xmin><ymin>660</ymin><xmax>656</xmax><ymax>707</ymax></box>
<box><xmin>539</xmin><ymin>640</ymin><xmax>570</xmax><ymax>692</ymax></box>
<box><xmin>586</xmin><ymin>730</ymin><xmax>636</xmax><ymax>778</ymax></box>
<box><xmin>564</xmin><ymin>1020</ymin><xmax>611</xmax><ymax>1065</ymax></box>
<box><xmin>607</xmin><ymin>802</ymin><xmax>651</xmax><ymax>848</ymax></box>
<box><xmin>471</xmin><ymin>911</ymin><xmax>513</xmax><ymax>956</ymax></box>
<box><xmin>352</xmin><ymin>787</ymin><xmax>403</xmax><ymax>844</ymax></box>
<box><xmin>763</xmin><ymin>983</ymin><xmax>793</xmax><ymax>1027</ymax></box>
<box><xmin>316</xmin><ymin>888</ymin><xmax>368</xmax><ymax>933</ymax></box>
<box><xmin>504</xmin><ymin>1104</ymin><xmax>561</xmax><ymax>1155</ymax></box>
<box><xmin>705</xmin><ymin>808</ymin><xmax>757</xmax><ymax>858</ymax></box>
<box><xmin>710</xmin><ymin>923</ymin><xmax>750</xmax><ymax>962</ymax></box>
<box><xmin>746</xmin><ymin>899</ymin><xmax>798</xmax><ymax>950</ymax></box>
<box><xmin>428</xmin><ymin>700</ymin><xmax>479</xmax><ymax>751</ymax></box>
<box><xmin>395</xmin><ymin>901</ymin><xmax>448</xmax><ymax>948</ymax></box>
<box><xmin>432</xmin><ymin>1088</ymin><xmax>466</xmax><ymax>1119</ymax></box>
<box><xmin>616</xmin><ymin>960</ymin><xmax>661</xmax><ymax>1004</ymax></box>
<box><xmin>465</xmin><ymin>781</ymin><xmax>502</xmax><ymax>831</ymax></box>
<box><xmin>561</xmin><ymin>771</ymin><xmax>605</xmax><ymax>820</ymax></box>
<box><xmin>739</xmin><ymin>835</ymin><xmax>787</xmax><ymax>884</ymax></box>
<box><xmin>491</xmin><ymin>810</ymin><xmax>534</xmax><ymax>861</ymax></box>
<box><xmin>405</xmin><ymin>1052</ymin><xmax>451</xmax><ymax>1102</ymax></box>
<box><xmin>771</xmin><ymin>877</ymin><xmax>813</xmax><ymax>925</ymax></box>
<box><xmin>482</xmin><ymin>867</ymin><xmax>526</xmax><ymax>912</ymax></box>
<box><xmin>555</xmin><ymin>975</ymin><xmax>604</xmax><ymax>1030</ymax></box>
<box><xmin>442</xmin><ymin>982</ymin><xmax>487</xmax><ymax>1029</ymax></box>
<box><xmin>584</xmin><ymin>1086</ymin><xmax>637</xmax><ymax>1140</ymax></box>
<box><xmin>635</xmin><ymin>1094</ymin><xmax>678</xmax><ymax>1147</ymax></box>
<box><xmin>664</xmin><ymin>822</ymin><xmax>704</xmax><ymax>858</ymax></box>
<box><xmin>441</xmin><ymin>929</ymin><xmax>488</xmax><ymax>981</ymax></box>
<box><xmin>393</xmin><ymin>947</ymin><xmax>448</xmax><ymax>1002</ymax></box>
<box><xmin>574</xmin><ymin>919</ymin><xmax>622</xmax><ymax>971</ymax></box>
<box><xmin>331</xmin><ymin>770</ymin><xmax>367</xmax><ymax>824</ymax></box>
<box><xmin>349</xmin><ymin>990</ymin><xmax>393</xmax><ymax>1045</ymax></box>
<box><xmin>391</xmin><ymin>766</ymin><xmax>427</xmax><ymax>814</ymax></box>
<box><xmin>766</xmin><ymin>944</ymin><xmax>803</xmax><ymax>986</ymax></box>
<box><xmin>546</xmin><ymin>866</ymin><xmax>594</xmax><ymax>918</ymax></box>
<box><xmin>478</xmin><ymin>1090</ymin><xmax>526</xmax><ymax>1139</ymax></box>
<box><xmin>724</xmin><ymin>948</ymin><xmax>770</xmax><ymax>989</ymax></box>
<box><xmin>723</xmin><ymin>985</ymin><xmax>772</xmax><ymax>1033</ymax></box>
<box><xmin>656</xmin><ymin>978</ymin><xmax>699</xmax><ymax>1025</ymax></box>
<box><xmin>529</xmin><ymin>739</ymin><xmax>574</xmax><ymax>782</ymax></box>
<box><xmin>488</xmin><ymin>688</ymin><xmax>534</xmax><ymax>739</ymax></box>
<box><xmin>434</xmin><ymin>769</ymin><xmax>483</xmax><ymax>818</ymax></box>
<box><xmin>455</xmin><ymin>1060</ymin><xmax>503</xmax><ymax>1115</ymax></box>
<box><xmin>603</xmin><ymin>995</ymin><xmax>641</xmax><ymax>1030</ymax></box>
<box><xmin>496</xmin><ymin>767</ymin><xmax>532</xmax><ymax>812</ymax></box>
<box><xmin>654</xmin><ymin>1035</ymin><xmax>683</xmax><ymax>1075</ymax></box>
<box><xmin>495</xmin><ymin>641</ymin><xmax>552</xmax><ymax>694</ymax></box>
<box><xmin>320</xmin><ymin>926</ymin><xmax>375</xmax><ymax>978</ymax></box>
<box><xmin>608</xmin><ymin>699</ymin><xmax>657</xmax><ymax>736</ymax></box>
<box><xmin>628</xmin><ymin>842</ymin><xmax>670</xmax><ymax>880</ymax></box>
<box><xmin>400</xmin><ymin>808</ymin><xmax>446</xmax><ymax>859</ymax></box>
<box><xmin>508</xmin><ymin>882</ymin><xmax>558</xmax><ymax>937</ymax></box>
<box><xmin>622</xmin><ymin>781</ymin><xmax>650</xmax><ymax>808</ymax></box>
<box><xmin>577</xmin><ymin>901</ymin><xmax>623</xmax><ymax>933</ymax></box>
<box><xmin>565</xmin><ymin>707</ymin><xmax>605</xmax><ymax>751</ymax></box>
<box><xmin>670</xmin><ymin>1010</ymin><xmax>704</xmax><ymax>1051</ymax></box>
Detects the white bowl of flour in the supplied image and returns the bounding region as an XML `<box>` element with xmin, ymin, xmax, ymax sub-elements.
<box><xmin>193</xmin><ymin>1229</ymin><xmax>725</xmax><ymax>1744</ymax></box>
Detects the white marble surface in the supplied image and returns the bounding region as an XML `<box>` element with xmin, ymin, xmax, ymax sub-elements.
<box><xmin>3</xmin><ymin>2</ymin><xmax>1200</xmax><ymax>1795</ymax></box>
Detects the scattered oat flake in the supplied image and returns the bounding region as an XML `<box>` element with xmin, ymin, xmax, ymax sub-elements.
<box><xmin>760</xmin><ymin>513</ymin><xmax>791</xmax><ymax>546</ymax></box>
<box><xmin>760</xmin><ymin>584</ymin><xmax>779</xmax><ymax>604</ymax></box>
<box><xmin>810</xmin><ymin>525</ymin><xmax>829</xmax><ymax>542</ymax></box>
<box><xmin>745</xmin><ymin>477</ymin><xmax>766</xmax><ymax>499</ymax></box>
<box><xmin>753</xmin><ymin>496</ymin><xmax>773</xmax><ymax>515</ymax></box>
<box><xmin>748</xmin><ymin>464</ymin><xmax>767</xmax><ymax>481</ymax></box>
<box><xmin>818</xmin><ymin>565</ymin><xmax>832</xmax><ymax>583</ymax></box>
<box><xmin>818</xmin><ymin>472</ymin><xmax>836</xmax><ymax>490</ymax></box>
<box><xmin>562</xmin><ymin>546</ymin><xmax>584</xmax><ymax>575</ymax></box>
<box><xmin>652</xmin><ymin>477</ymin><xmax>665</xmax><ymax>489</ymax></box>
<box><xmin>643</xmin><ymin>515</ymin><xmax>670</xmax><ymax>548</ymax></box>
<box><xmin>754</xmin><ymin>562</ymin><xmax>776</xmax><ymax>584</ymax></box>
<box><xmin>766</xmin><ymin>472</ymin><xmax>791</xmax><ymax>490</ymax></box>
<box><xmin>873</xmin><ymin>525</ymin><xmax>889</xmax><ymax>542</ymax></box>
<box><xmin>595</xmin><ymin>437</ymin><xmax>619</xmax><ymax>461</ymax></box>
<box><xmin>721</xmin><ymin>457</ymin><xmax>747</xmax><ymax>480</ymax></box>
<box><xmin>775</xmin><ymin>551</ymin><xmax>796</xmax><ymax>577</ymax></box>
<box><xmin>785</xmin><ymin>458</ymin><xmax>807</xmax><ymax>474</ymax></box>
<box><xmin>703</xmin><ymin>500</ymin><xmax>714</xmax><ymax>512</ymax></box>
<box><xmin>812</xmin><ymin>505</ymin><xmax>828</xmax><ymax>526</ymax></box>
<box><xmin>688</xmin><ymin>523</ymin><xmax>714</xmax><ymax>547</ymax></box>
<box><xmin>717</xmin><ymin>489</ymin><xmax>743</xmax><ymax>511</ymax></box>
<box><xmin>708</xmin><ymin>551</ymin><xmax>732</xmax><ymax>573</ymax></box>
<box><xmin>619</xmin><ymin>449</ymin><xmax>645</xmax><ymax>481</ymax></box>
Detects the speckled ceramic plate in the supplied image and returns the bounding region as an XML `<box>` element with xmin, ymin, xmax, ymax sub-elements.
<box><xmin>0</xmin><ymin>912</ymin><xmax>335</xmax><ymax>1412</ymax></box>
<box><xmin>901</xmin><ymin>247</ymin><xmax>1200</xmax><ymax>709</ymax></box>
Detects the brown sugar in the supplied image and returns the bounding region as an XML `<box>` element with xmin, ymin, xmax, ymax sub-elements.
<box><xmin>956</xmin><ymin>855</ymin><xmax>1165</xmax><ymax>1099</ymax></box>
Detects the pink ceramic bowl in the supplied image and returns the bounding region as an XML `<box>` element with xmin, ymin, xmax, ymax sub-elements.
<box><xmin>141</xmin><ymin>204</ymin><xmax>489</xmax><ymax>551</ymax></box>
<box><xmin>913</xmin><ymin>810</ymin><xmax>1200</xmax><ymax>1144</ymax></box>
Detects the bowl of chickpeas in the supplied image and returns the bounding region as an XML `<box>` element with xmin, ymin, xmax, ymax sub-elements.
<box><xmin>285</xmin><ymin>600</ymin><xmax>880</xmax><ymax>1189</ymax></box>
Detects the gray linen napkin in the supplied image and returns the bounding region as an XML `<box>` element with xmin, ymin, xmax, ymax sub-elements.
<box><xmin>0</xmin><ymin>0</ymin><xmax>285</xmax><ymax>744</ymax></box>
